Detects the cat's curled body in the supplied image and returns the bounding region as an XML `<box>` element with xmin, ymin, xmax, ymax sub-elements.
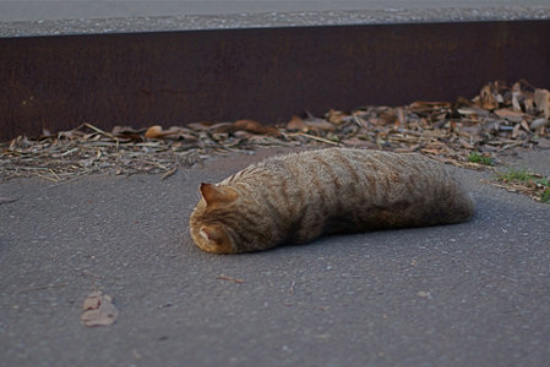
<box><xmin>189</xmin><ymin>148</ymin><xmax>475</xmax><ymax>254</ymax></box>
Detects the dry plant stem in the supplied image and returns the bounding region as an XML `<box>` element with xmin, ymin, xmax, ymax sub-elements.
<box><xmin>288</xmin><ymin>132</ymin><xmax>340</xmax><ymax>145</ymax></box>
<box><xmin>216</xmin><ymin>275</ymin><xmax>245</xmax><ymax>283</ymax></box>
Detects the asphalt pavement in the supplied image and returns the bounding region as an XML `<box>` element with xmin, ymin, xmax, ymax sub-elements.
<box><xmin>2</xmin><ymin>0</ymin><xmax>550</xmax><ymax>37</ymax></box>
<box><xmin>1</xmin><ymin>147</ymin><xmax>549</xmax><ymax>367</ymax></box>
<box><xmin>1</xmin><ymin>2</ymin><xmax>549</xmax><ymax>365</ymax></box>
<box><xmin>3</xmin><ymin>0</ymin><xmax>550</xmax><ymax>22</ymax></box>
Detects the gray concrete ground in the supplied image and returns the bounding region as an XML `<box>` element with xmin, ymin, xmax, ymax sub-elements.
<box><xmin>1</xmin><ymin>147</ymin><xmax>549</xmax><ymax>367</ymax></box>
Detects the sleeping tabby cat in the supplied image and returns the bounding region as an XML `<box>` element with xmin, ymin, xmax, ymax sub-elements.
<box><xmin>189</xmin><ymin>148</ymin><xmax>475</xmax><ymax>254</ymax></box>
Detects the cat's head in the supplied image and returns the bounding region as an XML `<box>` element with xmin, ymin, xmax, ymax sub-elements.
<box><xmin>189</xmin><ymin>183</ymin><xmax>241</xmax><ymax>254</ymax></box>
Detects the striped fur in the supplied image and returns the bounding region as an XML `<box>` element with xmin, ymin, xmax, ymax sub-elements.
<box><xmin>189</xmin><ymin>148</ymin><xmax>475</xmax><ymax>254</ymax></box>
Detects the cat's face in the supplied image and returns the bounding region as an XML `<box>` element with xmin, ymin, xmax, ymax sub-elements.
<box><xmin>189</xmin><ymin>183</ymin><xmax>240</xmax><ymax>254</ymax></box>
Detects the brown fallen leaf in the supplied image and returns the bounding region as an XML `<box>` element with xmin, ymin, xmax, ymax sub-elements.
<box><xmin>144</xmin><ymin>125</ymin><xmax>197</xmax><ymax>140</ymax></box>
<box><xmin>494</xmin><ymin>108</ymin><xmax>525</xmax><ymax>123</ymax></box>
<box><xmin>186</xmin><ymin>121</ymin><xmax>215</xmax><ymax>131</ymax></box>
<box><xmin>379</xmin><ymin>111</ymin><xmax>398</xmax><ymax>125</ymax></box>
<box><xmin>454</xmin><ymin>96</ymin><xmax>475</xmax><ymax>108</ymax></box>
<box><xmin>303</xmin><ymin>117</ymin><xmax>338</xmax><ymax>131</ymax></box>
<box><xmin>286</xmin><ymin>115</ymin><xmax>308</xmax><ymax>131</ymax></box>
<box><xmin>511</xmin><ymin>81</ymin><xmax>523</xmax><ymax>111</ymax></box>
<box><xmin>233</xmin><ymin>119</ymin><xmax>281</xmax><ymax>137</ymax></box>
<box><xmin>164</xmin><ymin>126</ymin><xmax>199</xmax><ymax>141</ymax></box>
<box><xmin>209</xmin><ymin>122</ymin><xmax>235</xmax><ymax>133</ymax></box>
<box><xmin>81</xmin><ymin>291</ymin><xmax>119</xmax><ymax>327</ymax></box>
<box><xmin>474</xmin><ymin>82</ymin><xmax>499</xmax><ymax>110</ymax></box>
<box><xmin>409</xmin><ymin>101</ymin><xmax>451</xmax><ymax>114</ymax></box>
<box><xmin>458</xmin><ymin>138</ymin><xmax>475</xmax><ymax>149</ymax></box>
<box><xmin>512</xmin><ymin>123</ymin><xmax>521</xmax><ymax>139</ymax></box>
<box><xmin>530</xmin><ymin>118</ymin><xmax>550</xmax><ymax>130</ymax></box>
<box><xmin>457</xmin><ymin>107</ymin><xmax>490</xmax><ymax>117</ymax></box>
<box><xmin>326</xmin><ymin>109</ymin><xmax>348</xmax><ymax>125</ymax></box>
<box><xmin>145</xmin><ymin>125</ymin><xmax>165</xmax><ymax>139</ymax></box>
<box><xmin>534</xmin><ymin>89</ymin><xmax>550</xmax><ymax>119</ymax></box>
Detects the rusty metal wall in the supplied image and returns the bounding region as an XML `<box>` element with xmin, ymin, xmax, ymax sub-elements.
<box><xmin>1</xmin><ymin>20</ymin><xmax>549</xmax><ymax>140</ymax></box>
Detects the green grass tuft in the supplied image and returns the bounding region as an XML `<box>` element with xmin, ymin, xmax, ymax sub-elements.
<box><xmin>494</xmin><ymin>167</ymin><xmax>550</xmax><ymax>203</ymax></box>
<box><xmin>468</xmin><ymin>152</ymin><xmax>494</xmax><ymax>165</ymax></box>
<box><xmin>495</xmin><ymin>168</ymin><xmax>533</xmax><ymax>182</ymax></box>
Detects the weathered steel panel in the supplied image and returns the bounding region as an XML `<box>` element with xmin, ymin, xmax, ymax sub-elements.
<box><xmin>1</xmin><ymin>21</ymin><xmax>549</xmax><ymax>140</ymax></box>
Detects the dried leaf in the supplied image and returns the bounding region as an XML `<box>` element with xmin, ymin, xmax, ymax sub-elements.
<box><xmin>494</xmin><ymin>109</ymin><xmax>525</xmax><ymax>123</ymax></box>
<box><xmin>286</xmin><ymin>115</ymin><xmax>307</xmax><ymax>131</ymax></box>
<box><xmin>81</xmin><ymin>291</ymin><xmax>119</xmax><ymax>327</ymax></box>
<box><xmin>520</xmin><ymin>120</ymin><xmax>531</xmax><ymax>133</ymax></box>
<box><xmin>145</xmin><ymin>125</ymin><xmax>165</xmax><ymax>139</ymax></box>
<box><xmin>233</xmin><ymin>119</ymin><xmax>281</xmax><ymax>137</ymax></box>
<box><xmin>455</xmin><ymin>96</ymin><xmax>475</xmax><ymax>108</ymax></box>
<box><xmin>326</xmin><ymin>109</ymin><xmax>347</xmax><ymax>125</ymax></box>
<box><xmin>511</xmin><ymin>82</ymin><xmax>523</xmax><ymax>111</ymax></box>
<box><xmin>458</xmin><ymin>138</ymin><xmax>475</xmax><ymax>149</ymax></box>
<box><xmin>409</xmin><ymin>101</ymin><xmax>451</xmax><ymax>114</ymax></box>
<box><xmin>164</xmin><ymin>126</ymin><xmax>199</xmax><ymax>141</ymax></box>
<box><xmin>210</xmin><ymin>122</ymin><xmax>235</xmax><ymax>133</ymax></box>
<box><xmin>457</xmin><ymin>107</ymin><xmax>490</xmax><ymax>117</ymax></box>
<box><xmin>303</xmin><ymin>117</ymin><xmax>338</xmax><ymax>132</ymax></box>
<box><xmin>186</xmin><ymin>121</ymin><xmax>214</xmax><ymax>131</ymax></box>
<box><xmin>380</xmin><ymin>111</ymin><xmax>398</xmax><ymax>125</ymax></box>
<box><xmin>534</xmin><ymin>89</ymin><xmax>550</xmax><ymax>119</ymax></box>
<box><xmin>474</xmin><ymin>83</ymin><xmax>499</xmax><ymax>110</ymax></box>
<box><xmin>530</xmin><ymin>118</ymin><xmax>550</xmax><ymax>130</ymax></box>
<box><xmin>144</xmin><ymin>125</ymin><xmax>196</xmax><ymax>140</ymax></box>
<box><xmin>512</xmin><ymin>123</ymin><xmax>521</xmax><ymax>139</ymax></box>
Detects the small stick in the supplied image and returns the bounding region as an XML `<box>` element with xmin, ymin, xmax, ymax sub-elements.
<box><xmin>34</xmin><ymin>172</ymin><xmax>58</xmax><ymax>182</ymax></box>
<box><xmin>216</xmin><ymin>275</ymin><xmax>245</xmax><ymax>283</ymax></box>
<box><xmin>161</xmin><ymin>166</ymin><xmax>178</xmax><ymax>180</ymax></box>
<box><xmin>60</xmin><ymin>147</ymin><xmax>80</xmax><ymax>157</ymax></box>
<box><xmin>83</xmin><ymin>123</ymin><xmax>120</xmax><ymax>148</ymax></box>
<box><xmin>83</xmin><ymin>123</ymin><xmax>114</xmax><ymax>138</ymax></box>
<box><xmin>351</xmin><ymin>114</ymin><xmax>369</xmax><ymax>129</ymax></box>
<box><xmin>290</xmin><ymin>132</ymin><xmax>340</xmax><ymax>146</ymax></box>
<box><xmin>49</xmin><ymin>169</ymin><xmax>61</xmax><ymax>182</ymax></box>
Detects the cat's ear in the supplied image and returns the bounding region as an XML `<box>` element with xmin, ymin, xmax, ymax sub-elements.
<box><xmin>199</xmin><ymin>225</ymin><xmax>233</xmax><ymax>253</ymax></box>
<box><xmin>200</xmin><ymin>183</ymin><xmax>238</xmax><ymax>206</ymax></box>
<box><xmin>200</xmin><ymin>225</ymin><xmax>224</xmax><ymax>244</ymax></box>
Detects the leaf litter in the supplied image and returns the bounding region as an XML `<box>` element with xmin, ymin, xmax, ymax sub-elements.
<box><xmin>1</xmin><ymin>80</ymin><xmax>548</xmax><ymax>202</ymax></box>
